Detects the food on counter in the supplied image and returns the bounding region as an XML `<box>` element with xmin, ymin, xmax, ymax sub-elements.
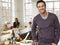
<box><xmin>3</xmin><ymin>28</ymin><xmax>9</xmax><ymax>31</ymax></box>
<box><xmin>5</xmin><ymin>41</ymin><xmax>9</xmax><ymax>45</ymax></box>
<box><xmin>15</xmin><ymin>37</ymin><xmax>22</xmax><ymax>42</ymax></box>
<box><xmin>20</xmin><ymin>40</ymin><xmax>33</xmax><ymax>44</ymax></box>
<box><xmin>2</xmin><ymin>31</ymin><xmax>10</xmax><ymax>34</ymax></box>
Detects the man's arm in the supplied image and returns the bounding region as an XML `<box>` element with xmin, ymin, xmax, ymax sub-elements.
<box><xmin>53</xmin><ymin>15</ymin><xmax>59</xmax><ymax>44</ymax></box>
<box><xmin>31</xmin><ymin>18</ymin><xmax>37</xmax><ymax>42</ymax></box>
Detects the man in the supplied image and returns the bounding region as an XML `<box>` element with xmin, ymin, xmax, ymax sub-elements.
<box><xmin>31</xmin><ymin>1</ymin><xmax>59</xmax><ymax>45</ymax></box>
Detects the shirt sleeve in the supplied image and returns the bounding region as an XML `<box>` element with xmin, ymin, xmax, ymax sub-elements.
<box><xmin>31</xmin><ymin>18</ymin><xmax>38</xmax><ymax>41</ymax></box>
<box><xmin>53</xmin><ymin>15</ymin><xmax>60</xmax><ymax>44</ymax></box>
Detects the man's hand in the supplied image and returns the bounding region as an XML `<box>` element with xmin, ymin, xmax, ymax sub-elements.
<box><xmin>52</xmin><ymin>43</ymin><xmax>56</xmax><ymax>45</ymax></box>
<box><xmin>32</xmin><ymin>42</ymin><xmax>38</xmax><ymax>45</ymax></box>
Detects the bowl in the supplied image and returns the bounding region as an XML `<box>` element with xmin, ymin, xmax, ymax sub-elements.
<box><xmin>20</xmin><ymin>40</ymin><xmax>33</xmax><ymax>45</ymax></box>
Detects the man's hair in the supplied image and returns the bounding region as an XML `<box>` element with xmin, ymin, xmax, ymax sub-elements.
<box><xmin>36</xmin><ymin>1</ymin><xmax>46</xmax><ymax>7</ymax></box>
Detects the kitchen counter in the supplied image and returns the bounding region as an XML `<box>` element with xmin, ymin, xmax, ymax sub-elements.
<box><xmin>0</xmin><ymin>41</ymin><xmax>20</xmax><ymax>45</ymax></box>
<box><xmin>0</xmin><ymin>43</ymin><xmax>20</xmax><ymax>45</ymax></box>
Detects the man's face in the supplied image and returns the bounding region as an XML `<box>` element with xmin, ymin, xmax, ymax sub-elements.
<box><xmin>37</xmin><ymin>2</ymin><xmax>46</xmax><ymax>14</ymax></box>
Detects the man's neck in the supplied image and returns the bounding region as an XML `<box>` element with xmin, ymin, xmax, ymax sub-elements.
<box><xmin>40</xmin><ymin>11</ymin><xmax>48</xmax><ymax>17</ymax></box>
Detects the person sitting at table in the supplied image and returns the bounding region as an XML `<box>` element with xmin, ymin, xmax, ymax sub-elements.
<box><xmin>3</xmin><ymin>24</ymin><xmax>10</xmax><ymax>31</ymax></box>
<box><xmin>28</xmin><ymin>21</ymin><xmax>32</xmax><ymax>28</ymax></box>
<box><xmin>13</xmin><ymin>18</ymin><xmax>20</xmax><ymax>28</ymax></box>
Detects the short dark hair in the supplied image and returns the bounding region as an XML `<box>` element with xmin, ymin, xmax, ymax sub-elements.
<box><xmin>36</xmin><ymin>1</ymin><xmax>46</xmax><ymax>7</ymax></box>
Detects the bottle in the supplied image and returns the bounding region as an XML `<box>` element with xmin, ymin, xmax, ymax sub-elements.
<box><xmin>11</xmin><ymin>30</ymin><xmax>16</xmax><ymax>44</ymax></box>
<box><xmin>12</xmin><ymin>30</ymin><xmax>15</xmax><ymax>37</ymax></box>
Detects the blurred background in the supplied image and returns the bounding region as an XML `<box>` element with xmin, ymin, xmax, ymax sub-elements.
<box><xmin>0</xmin><ymin>0</ymin><xmax>60</xmax><ymax>29</ymax></box>
<box><xmin>0</xmin><ymin>0</ymin><xmax>60</xmax><ymax>45</ymax></box>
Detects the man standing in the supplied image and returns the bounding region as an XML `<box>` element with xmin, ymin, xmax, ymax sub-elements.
<box><xmin>31</xmin><ymin>1</ymin><xmax>59</xmax><ymax>45</ymax></box>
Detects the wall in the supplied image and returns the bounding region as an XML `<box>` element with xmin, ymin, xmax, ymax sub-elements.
<box><xmin>14</xmin><ymin>0</ymin><xmax>23</xmax><ymax>26</ymax></box>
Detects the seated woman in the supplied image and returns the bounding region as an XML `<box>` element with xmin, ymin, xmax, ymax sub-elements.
<box><xmin>13</xmin><ymin>18</ymin><xmax>20</xmax><ymax>28</ymax></box>
<box><xmin>28</xmin><ymin>21</ymin><xmax>32</xmax><ymax>28</ymax></box>
<box><xmin>3</xmin><ymin>24</ymin><xmax>10</xmax><ymax>31</ymax></box>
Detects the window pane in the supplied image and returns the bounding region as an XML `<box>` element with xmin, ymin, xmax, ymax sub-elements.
<box><xmin>26</xmin><ymin>0</ymin><xmax>31</xmax><ymax>3</ymax></box>
<box><xmin>44</xmin><ymin>0</ymin><xmax>53</xmax><ymax>1</ymax></box>
<box><xmin>0</xmin><ymin>0</ymin><xmax>12</xmax><ymax>30</ymax></box>
<box><xmin>26</xmin><ymin>4</ymin><xmax>32</xmax><ymax>9</ymax></box>
<box><xmin>9</xmin><ymin>3</ymin><xmax>11</xmax><ymax>7</ymax></box>
<box><xmin>2</xmin><ymin>0</ymin><xmax>9</xmax><ymax>2</ymax></box>
<box><xmin>25</xmin><ymin>17</ymin><xmax>32</xmax><ymax>22</ymax></box>
<box><xmin>46</xmin><ymin>2</ymin><xmax>53</xmax><ymax>8</ymax></box>
<box><xmin>3</xmin><ymin>3</ymin><xmax>8</xmax><ymax>7</ymax></box>
<box><xmin>54</xmin><ymin>9</ymin><xmax>59</xmax><ymax>16</ymax></box>
<box><xmin>54</xmin><ymin>2</ymin><xmax>60</xmax><ymax>8</ymax></box>
<box><xmin>26</xmin><ymin>9</ymin><xmax>32</xmax><ymax>12</ymax></box>
<box><xmin>54</xmin><ymin>0</ymin><xmax>60</xmax><ymax>1</ymax></box>
<box><xmin>47</xmin><ymin>8</ymin><xmax>54</xmax><ymax>13</ymax></box>
<box><xmin>54</xmin><ymin>9</ymin><xmax>60</xmax><ymax>22</ymax></box>
<box><xmin>9</xmin><ymin>0</ymin><xmax>12</xmax><ymax>2</ymax></box>
<box><xmin>44</xmin><ymin>0</ymin><xmax>59</xmax><ymax>1</ymax></box>
<box><xmin>26</xmin><ymin>12</ymin><xmax>32</xmax><ymax>15</ymax></box>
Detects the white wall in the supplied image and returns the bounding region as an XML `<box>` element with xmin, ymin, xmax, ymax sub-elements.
<box><xmin>14</xmin><ymin>0</ymin><xmax>23</xmax><ymax>26</ymax></box>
